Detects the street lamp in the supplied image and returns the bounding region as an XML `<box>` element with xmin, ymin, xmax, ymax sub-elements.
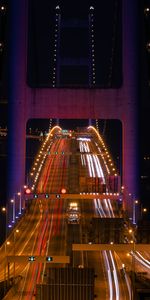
<box><xmin>17</xmin><ymin>192</ymin><xmax>21</xmax><ymax>215</ymax></box>
<box><xmin>4</xmin><ymin>240</ymin><xmax>11</xmax><ymax>292</ymax></box>
<box><xmin>13</xmin><ymin>185</ymin><xmax>28</xmax><ymax>218</ymax></box>
<box><xmin>13</xmin><ymin>229</ymin><xmax>19</xmax><ymax>281</ymax></box>
<box><xmin>10</xmin><ymin>193</ymin><xmax>20</xmax><ymax>224</ymax></box>
<box><xmin>10</xmin><ymin>199</ymin><xmax>15</xmax><ymax>224</ymax></box>
<box><xmin>1</xmin><ymin>207</ymin><xmax>6</xmax><ymax>212</ymax></box>
<box><xmin>133</xmin><ymin>199</ymin><xmax>139</xmax><ymax>224</ymax></box>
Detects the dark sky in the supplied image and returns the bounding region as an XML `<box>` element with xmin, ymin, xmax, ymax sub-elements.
<box><xmin>28</xmin><ymin>0</ymin><xmax>122</xmax><ymax>88</ymax></box>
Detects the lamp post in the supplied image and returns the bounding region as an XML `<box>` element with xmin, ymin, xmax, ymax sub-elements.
<box><xmin>4</xmin><ymin>240</ymin><xmax>10</xmax><ymax>293</ymax></box>
<box><xmin>17</xmin><ymin>192</ymin><xmax>21</xmax><ymax>215</ymax></box>
<box><xmin>10</xmin><ymin>199</ymin><xmax>15</xmax><ymax>224</ymax></box>
<box><xmin>11</xmin><ymin>185</ymin><xmax>27</xmax><ymax>221</ymax></box>
<box><xmin>19</xmin><ymin>185</ymin><xmax>28</xmax><ymax>212</ymax></box>
<box><xmin>13</xmin><ymin>229</ymin><xmax>19</xmax><ymax>282</ymax></box>
<box><xmin>133</xmin><ymin>199</ymin><xmax>139</xmax><ymax>225</ymax></box>
<box><xmin>128</xmin><ymin>228</ymin><xmax>136</xmax><ymax>300</ymax></box>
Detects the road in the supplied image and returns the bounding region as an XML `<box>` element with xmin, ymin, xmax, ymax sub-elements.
<box><xmin>0</xmin><ymin>126</ymin><xmax>149</xmax><ymax>299</ymax></box>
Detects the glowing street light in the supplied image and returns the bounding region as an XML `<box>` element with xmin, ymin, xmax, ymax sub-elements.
<box><xmin>10</xmin><ymin>199</ymin><xmax>15</xmax><ymax>223</ymax></box>
<box><xmin>133</xmin><ymin>199</ymin><xmax>139</xmax><ymax>224</ymax></box>
<box><xmin>142</xmin><ymin>207</ymin><xmax>147</xmax><ymax>213</ymax></box>
<box><xmin>17</xmin><ymin>192</ymin><xmax>22</xmax><ymax>214</ymax></box>
<box><xmin>61</xmin><ymin>188</ymin><xmax>66</xmax><ymax>194</ymax></box>
<box><xmin>1</xmin><ymin>207</ymin><xmax>6</xmax><ymax>212</ymax></box>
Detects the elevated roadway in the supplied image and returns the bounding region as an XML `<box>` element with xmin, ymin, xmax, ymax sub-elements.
<box><xmin>0</xmin><ymin>127</ymin><xmax>149</xmax><ymax>299</ymax></box>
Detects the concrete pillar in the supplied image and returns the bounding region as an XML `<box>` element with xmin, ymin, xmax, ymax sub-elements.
<box><xmin>7</xmin><ymin>0</ymin><xmax>27</xmax><ymax>225</ymax></box>
<box><xmin>122</xmin><ymin>0</ymin><xmax>139</xmax><ymax>219</ymax></box>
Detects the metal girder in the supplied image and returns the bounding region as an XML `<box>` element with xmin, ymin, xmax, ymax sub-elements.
<box><xmin>6</xmin><ymin>255</ymin><xmax>70</xmax><ymax>263</ymax></box>
<box><xmin>72</xmin><ymin>244</ymin><xmax>150</xmax><ymax>252</ymax></box>
<box><xmin>25</xmin><ymin>193</ymin><xmax>121</xmax><ymax>201</ymax></box>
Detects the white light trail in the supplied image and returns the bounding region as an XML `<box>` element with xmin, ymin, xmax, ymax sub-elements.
<box><xmin>80</xmin><ymin>138</ymin><xmax>122</xmax><ymax>300</ymax></box>
<box><xmin>109</xmin><ymin>251</ymin><xmax>120</xmax><ymax>300</ymax></box>
<box><xmin>132</xmin><ymin>251</ymin><xmax>150</xmax><ymax>269</ymax></box>
<box><xmin>136</xmin><ymin>252</ymin><xmax>150</xmax><ymax>267</ymax></box>
<box><xmin>94</xmin><ymin>199</ymin><xmax>106</xmax><ymax>218</ymax></box>
<box><xmin>77</xmin><ymin>137</ymin><xmax>91</xmax><ymax>141</ymax></box>
<box><xmin>103</xmin><ymin>199</ymin><xmax>112</xmax><ymax>217</ymax></box>
<box><xmin>93</xmin><ymin>154</ymin><xmax>105</xmax><ymax>180</ymax></box>
<box><xmin>107</xmin><ymin>199</ymin><xmax>115</xmax><ymax>218</ymax></box>
<box><xmin>103</xmin><ymin>251</ymin><xmax>113</xmax><ymax>300</ymax></box>
<box><xmin>124</xmin><ymin>273</ymin><xmax>132</xmax><ymax>300</ymax></box>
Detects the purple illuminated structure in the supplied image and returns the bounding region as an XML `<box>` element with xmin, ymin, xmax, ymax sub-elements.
<box><xmin>8</xmin><ymin>0</ymin><xmax>139</xmax><ymax>223</ymax></box>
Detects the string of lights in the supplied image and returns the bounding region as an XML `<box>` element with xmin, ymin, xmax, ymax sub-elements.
<box><xmin>95</xmin><ymin>119</ymin><xmax>99</xmax><ymax>132</ymax></box>
<box><xmin>52</xmin><ymin>5</ymin><xmax>61</xmax><ymax>88</ymax></box>
<box><xmin>49</xmin><ymin>118</ymin><xmax>53</xmax><ymax>131</ymax></box>
<box><xmin>88</xmin><ymin>126</ymin><xmax>118</xmax><ymax>177</ymax></box>
<box><xmin>89</xmin><ymin>6</ymin><xmax>96</xmax><ymax>87</ymax></box>
<box><xmin>144</xmin><ymin>3</ymin><xmax>150</xmax><ymax>87</ymax></box>
<box><xmin>108</xmin><ymin>0</ymin><xmax>119</xmax><ymax>87</ymax></box>
<box><xmin>0</xmin><ymin>1</ymin><xmax>7</xmax><ymax>81</ymax></box>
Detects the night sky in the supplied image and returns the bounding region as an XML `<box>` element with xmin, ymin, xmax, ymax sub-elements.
<box><xmin>28</xmin><ymin>0</ymin><xmax>122</xmax><ymax>88</ymax></box>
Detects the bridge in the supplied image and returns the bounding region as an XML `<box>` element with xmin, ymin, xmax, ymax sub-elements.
<box><xmin>2</xmin><ymin>0</ymin><xmax>144</xmax><ymax>299</ymax></box>
<box><xmin>0</xmin><ymin>127</ymin><xmax>149</xmax><ymax>299</ymax></box>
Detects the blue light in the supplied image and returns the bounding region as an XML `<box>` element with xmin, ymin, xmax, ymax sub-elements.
<box><xmin>56</xmin><ymin>194</ymin><xmax>60</xmax><ymax>198</ymax></box>
<box><xmin>28</xmin><ymin>256</ymin><xmax>35</xmax><ymax>262</ymax></box>
<box><xmin>46</xmin><ymin>256</ymin><xmax>53</xmax><ymax>262</ymax></box>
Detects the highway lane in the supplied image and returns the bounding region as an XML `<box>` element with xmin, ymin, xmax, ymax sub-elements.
<box><xmin>2</xmin><ymin>199</ymin><xmax>67</xmax><ymax>299</ymax></box>
<box><xmin>2</xmin><ymin>134</ymin><xmax>72</xmax><ymax>299</ymax></box>
<box><xmin>0</xmin><ymin>199</ymin><xmax>42</xmax><ymax>280</ymax></box>
<box><xmin>80</xmin><ymin>136</ymin><xmax>131</xmax><ymax>299</ymax></box>
<box><xmin>1</xmin><ymin>199</ymin><xmax>50</xmax><ymax>299</ymax></box>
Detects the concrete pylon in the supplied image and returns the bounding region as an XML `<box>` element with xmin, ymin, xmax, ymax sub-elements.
<box><xmin>8</xmin><ymin>0</ymin><xmax>139</xmax><ymax>225</ymax></box>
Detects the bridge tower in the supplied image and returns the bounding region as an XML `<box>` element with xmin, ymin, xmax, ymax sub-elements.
<box><xmin>8</xmin><ymin>0</ymin><xmax>139</xmax><ymax>223</ymax></box>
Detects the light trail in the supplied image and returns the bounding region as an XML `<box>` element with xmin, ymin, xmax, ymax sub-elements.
<box><xmin>1</xmin><ymin>129</ymin><xmax>134</xmax><ymax>299</ymax></box>
<box><xmin>79</xmin><ymin>139</ymin><xmax>120</xmax><ymax>300</ymax></box>
<box><xmin>94</xmin><ymin>199</ymin><xmax>106</xmax><ymax>218</ymax></box>
<box><xmin>93</xmin><ymin>154</ymin><xmax>104</xmax><ymax>179</ymax></box>
<box><xmin>107</xmin><ymin>199</ymin><xmax>115</xmax><ymax>218</ymax></box>
<box><xmin>131</xmin><ymin>251</ymin><xmax>150</xmax><ymax>270</ymax></box>
<box><xmin>124</xmin><ymin>273</ymin><xmax>132</xmax><ymax>300</ymax></box>
<box><xmin>109</xmin><ymin>251</ymin><xmax>120</xmax><ymax>300</ymax></box>
<box><xmin>136</xmin><ymin>252</ymin><xmax>150</xmax><ymax>267</ymax></box>
<box><xmin>103</xmin><ymin>199</ymin><xmax>112</xmax><ymax>218</ymax></box>
<box><xmin>82</xmin><ymin>136</ymin><xmax>133</xmax><ymax>299</ymax></box>
<box><xmin>103</xmin><ymin>251</ymin><xmax>113</xmax><ymax>300</ymax></box>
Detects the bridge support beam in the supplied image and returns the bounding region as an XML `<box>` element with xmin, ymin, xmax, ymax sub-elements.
<box><xmin>7</xmin><ymin>0</ymin><xmax>139</xmax><ymax>225</ymax></box>
<box><xmin>7</xmin><ymin>0</ymin><xmax>28</xmax><ymax>225</ymax></box>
